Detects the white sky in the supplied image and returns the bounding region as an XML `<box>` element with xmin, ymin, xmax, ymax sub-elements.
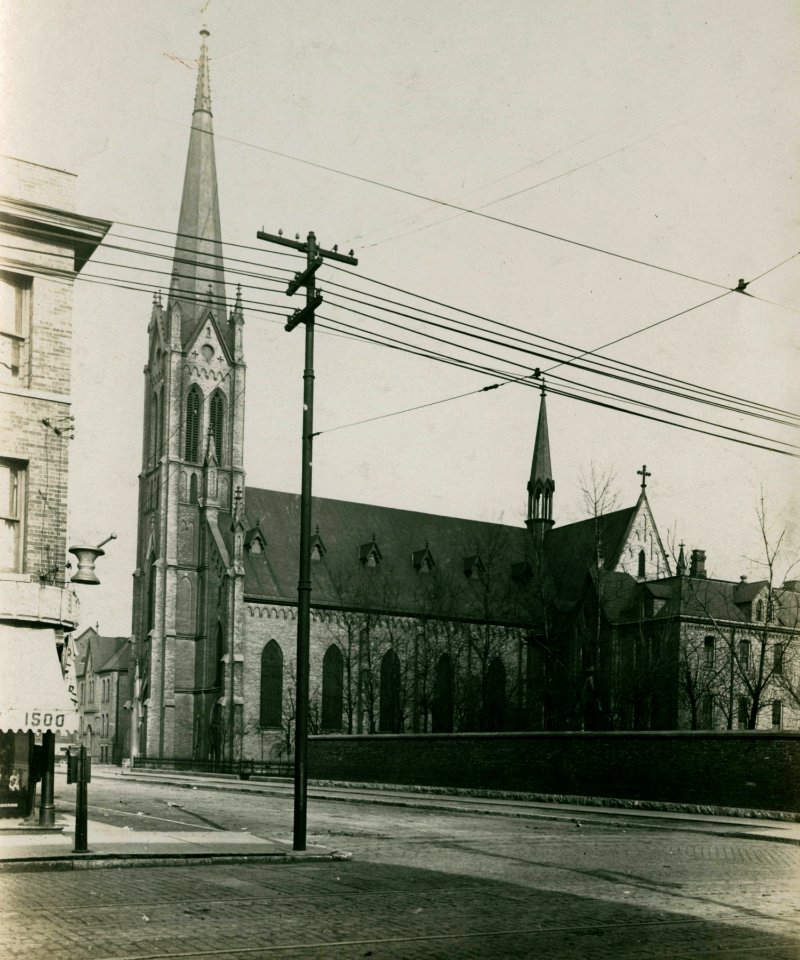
<box><xmin>2</xmin><ymin>0</ymin><xmax>798</xmax><ymax>635</ymax></box>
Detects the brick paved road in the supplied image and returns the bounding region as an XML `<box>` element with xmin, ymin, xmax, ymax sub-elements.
<box><xmin>1</xmin><ymin>774</ymin><xmax>797</xmax><ymax>958</ymax></box>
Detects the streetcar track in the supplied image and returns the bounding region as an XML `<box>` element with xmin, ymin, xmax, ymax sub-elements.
<box><xmin>48</xmin><ymin>914</ymin><xmax>796</xmax><ymax>960</ymax></box>
<box><xmin>58</xmin><ymin>800</ymin><xmax>227</xmax><ymax>831</ymax></box>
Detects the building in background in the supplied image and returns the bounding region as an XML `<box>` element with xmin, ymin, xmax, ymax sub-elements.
<box><xmin>73</xmin><ymin>626</ymin><xmax>130</xmax><ymax>764</ymax></box>
<box><xmin>0</xmin><ymin>156</ymin><xmax>110</xmax><ymax>819</ymax></box>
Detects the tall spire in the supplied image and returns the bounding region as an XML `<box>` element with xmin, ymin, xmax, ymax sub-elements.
<box><xmin>169</xmin><ymin>27</ymin><xmax>227</xmax><ymax>345</ymax></box>
<box><xmin>526</xmin><ymin>383</ymin><xmax>555</xmax><ymax>533</ymax></box>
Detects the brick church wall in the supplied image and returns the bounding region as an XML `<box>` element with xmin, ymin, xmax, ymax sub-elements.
<box><xmin>309</xmin><ymin>730</ymin><xmax>800</xmax><ymax>812</ymax></box>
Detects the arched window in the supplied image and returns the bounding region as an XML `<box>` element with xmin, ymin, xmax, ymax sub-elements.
<box><xmin>185</xmin><ymin>385</ymin><xmax>201</xmax><ymax>462</ymax></box>
<box><xmin>177</xmin><ymin>577</ymin><xmax>194</xmax><ymax>634</ymax></box>
<box><xmin>638</xmin><ymin>549</ymin><xmax>646</xmax><ymax>579</ymax></box>
<box><xmin>431</xmin><ymin>653</ymin><xmax>454</xmax><ymax>733</ymax></box>
<box><xmin>483</xmin><ymin>657</ymin><xmax>506</xmax><ymax>732</ymax></box>
<box><xmin>321</xmin><ymin>645</ymin><xmax>344</xmax><ymax>731</ymax></box>
<box><xmin>260</xmin><ymin>640</ymin><xmax>283</xmax><ymax>728</ymax></box>
<box><xmin>189</xmin><ymin>473</ymin><xmax>198</xmax><ymax>504</ymax></box>
<box><xmin>755</xmin><ymin>599</ymin><xmax>763</xmax><ymax>622</ymax></box>
<box><xmin>379</xmin><ymin>649</ymin><xmax>402</xmax><ymax>733</ymax></box>
<box><xmin>214</xmin><ymin>623</ymin><xmax>226</xmax><ymax>690</ymax></box>
<box><xmin>146</xmin><ymin>559</ymin><xmax>157</xmax><ymax>633</ymax></box>
<box><xmin>150</xmin><ymin>391</ymin><xmax>161</xmax><ymax>465</ymax></box>
<box><xmin>208</xmin><ymin>390</ymin><xmax>225</xmax><ymax>463</ymax></box>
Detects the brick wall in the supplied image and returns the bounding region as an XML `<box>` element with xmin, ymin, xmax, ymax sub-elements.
<box><xmin>0</xmin><ymin>157</ymin><xmax>77</xmax><ymax>212</ymax></box>
<box><xmin>308</xmin><ymin>730</ymin><xmax>800</xmax><ymax>812</ymax></box>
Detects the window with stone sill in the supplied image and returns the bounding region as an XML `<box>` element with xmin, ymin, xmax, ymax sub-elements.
<box><xmin>0</xmin><ymin>458</ymin><xmax>25</xmax><ymax>573</ymax></box>
<box><xmin>0</xmin><ymin>271</ymin><xmax>31</xmax><ymax>386</ymax></box>
<box><xmin>772</xmin><ymin>699</ymin><xmax>783</xmax><ymax>729</ymax></box>
<box><xmin>704</xmin><ymin>636</ymin><xmax>715</xmax><ymax>668</ymax></box>
<box><xmin>773</xmin><ymin>644</ymin><xmax>784</xmax><ymax>675</ymax></box>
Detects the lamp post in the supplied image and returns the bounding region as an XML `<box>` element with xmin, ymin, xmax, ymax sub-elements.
<box><xmin>61</xmin><ymin>533</ymin><xmax>114</xmax><ymax>848</ymax></box>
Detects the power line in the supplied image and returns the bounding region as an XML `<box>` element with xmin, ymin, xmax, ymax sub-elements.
<box><xmin>171</xmin><ymin>120</ymin><xmax>732</xmax><ymax>291</ymax></box>
<box><xmin>11</xmin><ymin>228</ymin><xmax>792</xmax><ymax>431</ymax></box>
<box><xmin>314</xmin><ymin>312</ymin><xmax>799</xmax><ymax>458</ymax></box>
<box><xmin>66</xmin><ymin>262</ymin><xmax>799</xmax><ymax>459</ymax></box>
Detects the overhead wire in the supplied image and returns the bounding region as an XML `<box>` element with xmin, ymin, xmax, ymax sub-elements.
<box><xmin>5</xmin><ymin>228</ymin><xmax>795</xmax><ymax>428</ymax></box>
<box><xmin>170</xmin><ymin>120</ymin><xmax>732</xmax><ymax>291</ymax></box>
<box><xmin>6</xmin><ymin>223</ymin><xmax>798</xmax><ymax>454</ymax></box>
<box><xmin>58</xmin><ymin>258</ymin><xmax>800</xmax><ymax>459</ymax></box>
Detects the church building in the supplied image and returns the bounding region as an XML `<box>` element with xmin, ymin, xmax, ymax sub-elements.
<box><xmin>128</xmin><ymin>31</ymin><xmax>674</xmax><ymax>761</ymax></box>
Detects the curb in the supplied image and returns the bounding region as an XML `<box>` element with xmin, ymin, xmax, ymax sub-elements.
<box><xmin>112</xmin><ymin>770</ymin><xmax>800</xmax><ymax>824</ymax></box>
<box><xmin>0</xmin><ymin>850</ymin><xmax>352</xmax><ymax>874</ymax></box>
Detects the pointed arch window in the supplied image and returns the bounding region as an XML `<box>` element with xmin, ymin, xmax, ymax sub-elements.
<box><xmin>185</xmin><ymin>385</ymin><xmax>202</xmax><ymax>462</ymax></box>
<box><xmin>379</xmin><ymin>649</ymin><xmax>402</xmax><ymax>733</ymax></box>
<box><xmin>214</xmin><ymin>623</ymin><xmax>226</xmax><ymax>690</ymax></box>
<box><xmin>150</xmin><ymin>391</ymin><xmax>162</xmax><ymax>466</ymax></box>
<box><xmin>483</xmin><ymin>657</ymin><xmax>506</xmax><ymax>732</ymax></box>
<box><xmin>260</xmin><ymin>640</ymin><xmax>283</xmax><ymax>728</ymax></box>
<box><xmin>638</xmin><ymin>549</ymin><xmax>646</xmax><ymax>579</ymax></box>
<box><xmin>209</xmin><ymin>390</ymin><xmax>225</xmax><ymax>464</ymax></box>
<box><xmin>431</xmin><ymin>653</ymin><xmax>454</xmax><ymax>733</ymax></box>
<box><xmin>321</xmin><ymin>644</ymin><xmax>344</xmax><ymax>731</ymax></box>
<box><xmin>146</xmin><ymin>558</ymin><xmax>157</xmax><ymax>634</ymax></box>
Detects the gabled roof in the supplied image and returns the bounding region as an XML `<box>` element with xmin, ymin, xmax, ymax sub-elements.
<box><xmin>77</xmin><ymin>634</ymin><xmax>129</xmax><ymax>677</ymax></box>
<box><xmin>732</xmin><ymin>580</ymin><xmax>767</xmax><ymax>604</ymax></box>
<box><xmin>544</xmin><ymin>505</ymin><xmax>637</xmax><ymax>601</ymax></box>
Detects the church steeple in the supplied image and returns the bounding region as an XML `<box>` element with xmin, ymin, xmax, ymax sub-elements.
<box><xmin>526</xmin><ymin>383</ymin><xmax>555</xmax><ymax>534</ymax></box>
<box><xmin>169</xmin><ymin>27</ymin><xmax>228</xmax><ymax>346</ymax></box>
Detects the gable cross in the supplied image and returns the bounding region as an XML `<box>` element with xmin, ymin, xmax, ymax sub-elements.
<box><xmin>637</xmin><ymin>464</ymin><xmax>651</xmax><ymax>490</ymax></box>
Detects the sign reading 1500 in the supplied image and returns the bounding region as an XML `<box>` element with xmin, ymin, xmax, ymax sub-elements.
<box><xmin>23</xmin><ymin>712</ymin><xmax>66</xmax><ymax>728</ymax></box>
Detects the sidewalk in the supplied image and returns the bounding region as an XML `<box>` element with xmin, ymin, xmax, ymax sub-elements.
<box><xmin>4</xmin><ymin>766</ymin><xmax>798</xmax><ymax>873</ymax></box>
<box><xmin>0</xmin><ymin>813</ymin><xmax>345</xmax><ymax>872</ymax></box>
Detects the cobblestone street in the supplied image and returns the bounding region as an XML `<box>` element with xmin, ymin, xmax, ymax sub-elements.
<box><xmin>1</xmin><ymin>773</ymin><xmax>798</xmax><ymax>958</ymax></box>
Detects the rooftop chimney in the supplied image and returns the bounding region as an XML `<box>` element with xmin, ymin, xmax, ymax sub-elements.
<box><xmin>689</xmin><ymin>549</ymin><xmax>707</xmax><ymax>579</ymax></box>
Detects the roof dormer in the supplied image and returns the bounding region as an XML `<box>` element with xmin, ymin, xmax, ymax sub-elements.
<box><xmin>463</xmin><ymin>555</ymin><xmax>485</xmax><ymax>580</ymax></box>
<box><xmin>412</xmin><ymin>544</ymin><xmax>435</xmax><ymax>574</ymax></box>
<box><xmin>359</xmin><ymin>536</ymin><xmax>382</xmax><ymax>568</ymax></box>
<box><xmin>245</xmin><ymin>519</ymin><xmax>266</xmax><ymax>555</ymax></box>
<box><xmin>311</xmin><ymin>528</ymin><xmax>326</xmax><ymax>562</ymax></box>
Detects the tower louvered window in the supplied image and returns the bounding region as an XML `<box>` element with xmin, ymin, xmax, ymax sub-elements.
<box><xmin>209</xmin><ymin>390</ymin><xmax>224</xmax><ymax>463</ymax></box>
<box><xmin>185</xmin><ymin>386</ymin><xmax>201</xmax><ymax>462</ymax></box>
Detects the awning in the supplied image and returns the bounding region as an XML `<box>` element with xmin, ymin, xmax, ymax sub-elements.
<box><xmin>0</xmin><ymin>627</ymin><xmax>79</xmax><ymax>733</ymax></box>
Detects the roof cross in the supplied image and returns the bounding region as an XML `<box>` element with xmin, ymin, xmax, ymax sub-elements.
<box><xmin>637</xmin><ymin>464</ymin><xmax>651</xmax><ymax>490</ymax></box>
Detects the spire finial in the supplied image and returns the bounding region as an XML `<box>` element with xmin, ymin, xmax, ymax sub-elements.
<box><xmin>526</xmin><ymin>383</ymin><xmax>555</xmax><ymax>531</ymax></box>
<box><xmin>677</xmin><ymin>541</ymin><xmax>686</xmax><ymax>576</ymax></box>
<box><xmin>637</xmin><ymin>464</ymin><xmax>651</xmax><ymax>491</ymax></box>
<box><xmin>194</xmin><ymin>27</ymin><xmax>213</xmax><ymax>116</ymax></box>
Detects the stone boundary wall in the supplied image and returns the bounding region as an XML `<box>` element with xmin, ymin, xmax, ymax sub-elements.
<box><xmin>308</xmin><ymin>730</ymin><xmax>800</xmax><ymax>812</ymax></box>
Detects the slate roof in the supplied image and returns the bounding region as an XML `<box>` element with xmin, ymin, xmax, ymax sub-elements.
<box><xmin>241</xmin><ymin>487</ymin><xmax>533</xmax><ymax>622</ymax></box>
<box><xmin>236</xmin><ymin>486</ymin><xmax>652</xmax><ymax>625</ymax></box>
<box><xmin>544</xmin><ymin>505</ymin><xmax>637</xmax><ymax>601</ymax></box>
<box><xmin>632</xmin><ymin>576</ymin><xmax>800</xmax><ymax>627</ymax></box>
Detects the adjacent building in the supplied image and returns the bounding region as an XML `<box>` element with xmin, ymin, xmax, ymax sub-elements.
<box><xmin>73</xmin><ymin>626</ymin><xmax>130</xmax><ymax>763</ymax></box>
<box><xmin>0</xmin><ymin>156</ymin><xmax>110</xmax><ymax>817</ymax></box>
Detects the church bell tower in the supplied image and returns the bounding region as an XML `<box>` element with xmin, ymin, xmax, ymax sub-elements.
<box><xmin>130</xmin><ymin>28</ymin><xmax>246</xmax><ymax>760</ymax></box>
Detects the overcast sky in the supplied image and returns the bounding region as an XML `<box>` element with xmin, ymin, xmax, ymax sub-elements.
<box><xmin>2</xmin><ymin>0</ymin><xmax>798</xmax><ymax>635</ymax></box>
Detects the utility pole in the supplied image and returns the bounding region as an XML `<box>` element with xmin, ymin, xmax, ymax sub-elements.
<box><xmin>256</xmin><ymin>228</ymin><xmax>357</xmax><ymax>850</ymax></box>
